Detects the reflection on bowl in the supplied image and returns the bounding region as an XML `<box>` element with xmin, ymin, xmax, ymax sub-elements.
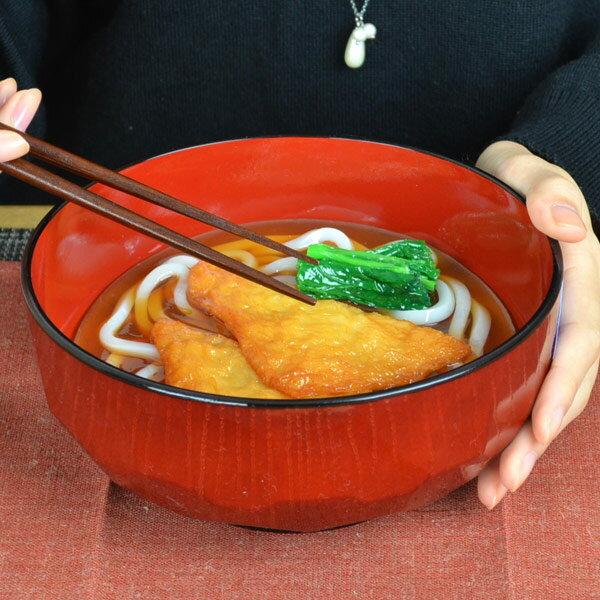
<box><xmin>22</xmin><ymin>137</ymin><xmax>561</xmax><ymax>532</ymax></box>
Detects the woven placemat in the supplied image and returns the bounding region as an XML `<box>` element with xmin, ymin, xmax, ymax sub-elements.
<box><xmin>0</xmin><ymin>228</ymin><xmax>33</xmax><ymax>261</ymax></box>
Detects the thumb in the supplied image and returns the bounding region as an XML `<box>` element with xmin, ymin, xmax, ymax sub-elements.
<box><xmin>476</xmin><ymin>141</ymin><xmax>588</xmax><ymax>243</ymax></box>
<box><xmin>0</xmin><ymin>129</ymin><xmax>29</xmax><ymax>162</ymax></box>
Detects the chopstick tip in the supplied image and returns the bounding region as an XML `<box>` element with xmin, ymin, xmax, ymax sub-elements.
<box><xmin>283</xmin><ymin>286</ymin><xmax>317</xmax><ymax>306</ymax></box>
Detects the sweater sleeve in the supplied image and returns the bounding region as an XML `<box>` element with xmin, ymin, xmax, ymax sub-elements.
<box><xmin>497</xmin><ymin>25</ymin><xmax>600</xmax><ymax>222</ymax></box>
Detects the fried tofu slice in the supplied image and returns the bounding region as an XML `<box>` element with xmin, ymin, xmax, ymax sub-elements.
<box><xmin>152</xmin><ymin>318</ymin><xmax>288</xmax><ymax>399</ymax></box>
<box><xmin>188</xmin><ymin>262</ymin><xmax>472</xmax><ymax>398</ymax></box>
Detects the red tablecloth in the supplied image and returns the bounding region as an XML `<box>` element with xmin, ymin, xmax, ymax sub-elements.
<box><xmin>0</xmin><ymin>262</ymin><xmax>598</xmax><ymax>600</ymax></box>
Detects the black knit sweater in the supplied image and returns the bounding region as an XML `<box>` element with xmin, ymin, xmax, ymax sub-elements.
<box><xmin>1</xmin><ymin>0</ymin><xmax>599</xmax><ymax>219</ymax></box>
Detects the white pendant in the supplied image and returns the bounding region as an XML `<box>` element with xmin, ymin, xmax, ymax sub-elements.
<box><xmin>344</xmin><ymin>23</ymin><xmax>377</xmax><ymax>69</ymax></box>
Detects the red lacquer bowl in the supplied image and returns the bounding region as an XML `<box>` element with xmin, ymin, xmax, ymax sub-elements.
<box><xmin>22</xmin><ymin>138</ymin><xmax>562</xmax><ymax>532</ymax></box>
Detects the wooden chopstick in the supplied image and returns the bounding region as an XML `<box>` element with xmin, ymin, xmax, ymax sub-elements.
<box><xmin>1</xmin><ymin>156</ymin><xmax>317</xmax><ymax>305</ymax></box>
<box><xmin>0</xmin><ymin>122</ymin><xmax>316</xmax><ymax>265</ymax></box>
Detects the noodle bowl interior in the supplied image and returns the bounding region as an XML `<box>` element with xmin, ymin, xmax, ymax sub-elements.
<box><xmin>75</xmin><ymin>220</ymin><xmax>515</xmax><ymax>398</ymax></box>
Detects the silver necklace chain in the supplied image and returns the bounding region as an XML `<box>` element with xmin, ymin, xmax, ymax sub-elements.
<box><xmin>349</xmin><ymin>0</ymin><xmax>371</xmax><ymax>26</ymax></box>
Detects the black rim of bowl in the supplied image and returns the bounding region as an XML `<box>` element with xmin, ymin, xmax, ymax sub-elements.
<box><xmin>20</xmin><ymin>137</ymin><xmax>564</xmax><ymax>408</ymax></box>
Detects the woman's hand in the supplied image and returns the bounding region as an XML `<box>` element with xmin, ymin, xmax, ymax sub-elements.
<box><xmin>0</xmin><ymin>77</ymin><xmax>42</xmax><ymax>162</ymax></box>
<box><xmin>475</xmin><ymin>140</ymin><xmax>600</xmax><ymax>509</ymax></box>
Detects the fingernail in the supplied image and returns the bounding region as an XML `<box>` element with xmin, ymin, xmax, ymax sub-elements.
<box><xmin>11</xmin><ymin>92</ymin><xmax>29</xmax><ymax>129</ymax></box>
<box><xmin>0</xmin><ymin>130</ymin><xmax>29</xmax><ymax>157</ymax></box>
<box><xmin>10</xmin><ymin>89</ymin><xmax>36</xmax><ymax>130</ymax></box>
<box><xmin>513</xmin><ymin>451</ymin><xmax>538</xmax><ymax>491</ymax></box>
<box><xmin>547</xmin><ymin>406</ymin><xmax>565</xmax><ymax>441</ymax></box>
<box><xmin>0</xmin><ymin>77</ymin><xmax>15</xmax><ymax>106</ymax></box>
<box><xmin>551</xmin><ymin>204</ymin><xmax>586</xmax><ymax>231</ymax></box>
<box><xmin>488</xmin><ymin>482</ymin><xmax>508</xmax><ymax>510</ymax></box>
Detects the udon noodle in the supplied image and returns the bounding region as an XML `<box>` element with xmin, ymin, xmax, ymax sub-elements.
<box><xmin>79</xmin><ymin>225</ymin><xmax>514</xmax><ymax>387</ymax></box>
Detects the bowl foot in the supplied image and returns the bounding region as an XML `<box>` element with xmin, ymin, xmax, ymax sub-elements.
<box><xmin>233</xmin><ymin>520</ymin><xmax>367</xmax><ymax>534</ymax></box>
